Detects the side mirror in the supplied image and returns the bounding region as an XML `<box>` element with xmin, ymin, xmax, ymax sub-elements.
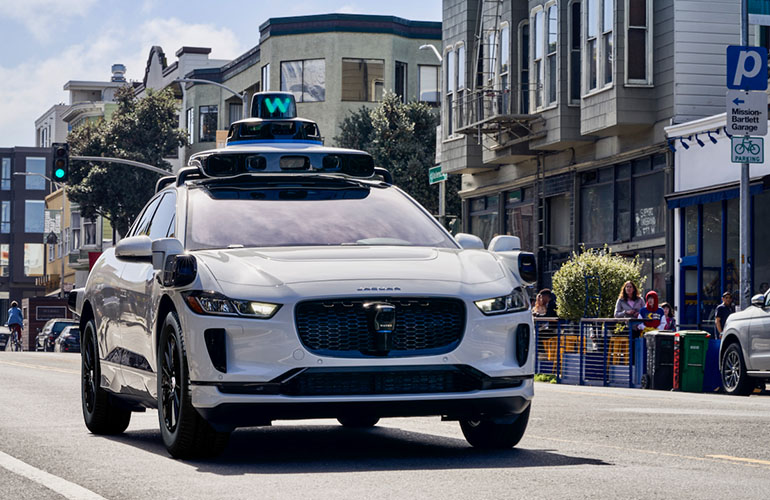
<box><xmin>115</xmin><ymin>236</ymin><xmax>152</xmax><ymax>261</ymax></box>
<box><xmin>751</xmin><ymin>294</ymin><xmax>765</xmax><ymax>308</ymax></box>
<box><xmin>152</xmin><ymin>238</ymin><xmax>197</xmax><ymax>287</ymax></box>
<box><xmin>488</xmin><ymin>235</ymin><xmax>521</xmax><ymax>252</ymax></box>
<box><xmin>455</xmin><ymin>233</ymin><xmax>484</xmax><ymax>249</ymax></box>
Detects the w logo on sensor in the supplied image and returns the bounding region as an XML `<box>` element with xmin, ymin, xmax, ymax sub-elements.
<box><xmin>264</xmin><ymin>97</ymin><xmax>290</xmax><ymax>114</ymax></box>
<box><xmin>255</xmin><ymin>93</ymin><xmax>296</xmax><ymax>118</ymax></box>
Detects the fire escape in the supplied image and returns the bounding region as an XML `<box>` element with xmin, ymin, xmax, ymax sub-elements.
<box><xmin>455</xmin><ymin>0</ymin><xmax>544</xmax><ymax>151</ymax></box>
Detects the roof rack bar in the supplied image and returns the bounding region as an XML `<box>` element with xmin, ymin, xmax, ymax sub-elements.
<box><xmin>374</xmin><ymin>167</ymin><xmax>392</xmax><ymax>184</ymax></box>
<box><xmin>177</xmin><ymin>166</ymin><xmax>203</xmax><ymax>186</ymax></box>
<box><xmin>155</xmin><ymin>175</ymin><xmax>175</xmax><ymax>193</ymax></box>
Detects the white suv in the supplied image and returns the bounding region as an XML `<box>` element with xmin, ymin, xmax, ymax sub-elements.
<box><xmin>71</xmin><ymin>126</ymin><xmax>536</xmax><ymax>458</ymax></box>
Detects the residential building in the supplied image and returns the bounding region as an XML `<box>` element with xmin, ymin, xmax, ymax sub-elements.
<box><xmin>176</xmin><ymin>14</ymin><xmax>442</xmax><ymax>158</ymax></box>
<box><xmin>0</xmin><ymin>147</ymin><xmax>53</xmax><ymax>322</ymax></box>
<box><xmin>440</xmin><ymin>0</ymin><xmax>759</xmax><ymax>311</ymax></box>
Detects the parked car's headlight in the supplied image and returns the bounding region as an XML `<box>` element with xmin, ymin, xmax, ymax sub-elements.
<box><xmin>183</xmin><ymin>291</ymin><xmax>281</xmax><ymax>319</ymax></box>
<box><xmin>474</xmin><ymin>287</ymin><xmax>529</xmax><ymax>315</ymax></box>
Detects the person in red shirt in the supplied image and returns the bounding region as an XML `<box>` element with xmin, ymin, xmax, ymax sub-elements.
<box><xmin>638</xmin><ymin>291</ymin><xmax>664</xmax><ymax>330</ymax></box>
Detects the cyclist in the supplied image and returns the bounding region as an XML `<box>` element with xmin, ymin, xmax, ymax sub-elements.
<box><xmin>6</xmin><ymin>301</ymin><xmax>23</xmax><ymax>351</ymax></box>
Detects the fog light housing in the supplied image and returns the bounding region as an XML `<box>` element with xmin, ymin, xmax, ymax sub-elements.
<box><xmin>515</xmin><ymin>324</ymin><xmax>530</xmax><ymax>367</ymax></box>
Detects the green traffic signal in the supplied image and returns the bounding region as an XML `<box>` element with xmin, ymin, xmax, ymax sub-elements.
<box><xmin>51</xmin><ymin>143</ymin><xmax>69</xmax><ymax>183</ymax></box>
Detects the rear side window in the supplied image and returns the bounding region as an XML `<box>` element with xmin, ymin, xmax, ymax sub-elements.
<box><xmin>148</xmin><ymin>192</ymin><xmax>177</xmax><ymax>240</ymax></box>
<box><xmin>131</xmin><ymin>195</ymin><xmax>163</xmax><ymax>237</ymax></box>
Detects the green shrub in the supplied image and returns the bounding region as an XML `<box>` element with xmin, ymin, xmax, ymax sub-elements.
<box><xmin>534</xmin><ymin>373</ymin><xmax>557</xmax><ymax>383</ymax></box>
<box><xmin>551</xmin><ymin>246</ymin><xmax>645</xmax><ymax>321</ymax></box>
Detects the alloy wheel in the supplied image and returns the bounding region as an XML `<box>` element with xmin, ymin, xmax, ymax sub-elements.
<box><xmin>160</xmin><ymin>332</ymin><xmax>181</xmax><ymax>432</ymax></box>
<box><xmin>723</xmin><ymin>349</ymin><xmax>741</xmax><ymax>391</ymax></box>
<box><xmin>82</xmin><ymin>332</ymin><xmax>96</xmax><ymax>413</ymax></box>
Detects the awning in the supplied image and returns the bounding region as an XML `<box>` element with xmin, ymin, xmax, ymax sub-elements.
<box><xmin>666</xmin><ymin>182</ymin><xmax>765</xmax><ymax>209</ymax></box>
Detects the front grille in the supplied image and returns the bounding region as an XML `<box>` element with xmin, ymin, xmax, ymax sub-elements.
<box><xmin>295</xmin><ymin>297</ymin><xmax>466</xmax><ymax>357</ymax></box>
<box><xmin>281</xmin><ymin>366</ymin><xmax>481</xmax><ymax>396</ymax></box>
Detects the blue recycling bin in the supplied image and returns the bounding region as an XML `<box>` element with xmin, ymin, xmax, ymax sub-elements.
<box><xmin>703</xmin><ymin>338</ymin><xmax>722</xmax><ymax>392</ymax></box>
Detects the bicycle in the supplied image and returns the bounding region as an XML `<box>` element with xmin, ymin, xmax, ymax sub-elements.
<box><xmin>734</xmin><ymin>136</ymin><xmax>760</xmax><ymax>155</ymax></box>
<box><xmin>9</xmin><ymin>324</ymin><xmax>22</xmax><ymax>352</ymax></box>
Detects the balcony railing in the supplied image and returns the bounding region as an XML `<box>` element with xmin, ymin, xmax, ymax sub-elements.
<box><xmin>449</xmin><ymin>86</ymin><xmax>542</xmax><ymax>143</ymax></box>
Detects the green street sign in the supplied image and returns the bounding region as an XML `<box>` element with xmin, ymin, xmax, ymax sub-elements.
<box><xmin>731</xmin><ymin>136</ymin><xmax>764</xmax><ymax>164</ymax></box>
<box><xmin>429</xmin><ymin>166</ymin><xmax>447</xmax><ymax>185</ymax></box>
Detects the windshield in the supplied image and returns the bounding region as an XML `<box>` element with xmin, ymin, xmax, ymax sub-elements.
<box><xmin>186</xmin><ymin>181</ymin><xmax>457</xmax><ymax>250</ymax></box>
<box><xmin>53</xmin><ymin>322</ymin><xmax>74</xmax><ymax>334</ymax></box>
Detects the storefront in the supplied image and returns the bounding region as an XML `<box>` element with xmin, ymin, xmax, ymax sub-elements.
<box><xmin>666</xmin><ymin>114</ymin><xmax>770</xmax><ymax>332</ymax></box>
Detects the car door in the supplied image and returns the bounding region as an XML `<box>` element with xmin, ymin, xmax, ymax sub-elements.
<box><xmin>119</xmin><ymin>190</ymin><xmax>177</xmax><ymax>393</ymax></box>
<box><xmin>748</xmin><ymin>292</ymin><xmax>770</xmax><ymax>371</ymax></box>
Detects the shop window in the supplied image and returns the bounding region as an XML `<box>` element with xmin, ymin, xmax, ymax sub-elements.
<box><xmin>342</xmin><ymin>58</ymin><xmax>384</xmax><ymax>102</ymax></box>
<box><xmin>469</xmin><ymin>195</ymin><xmax>499</xmax><ymax>245</ymax></box>
<box><xmin>633</xmin><ymin>171</ymin><xmax>664</xmax><ymax>238</ymax></box>
<box><xmin>726</xmin><ymin>198</ymin><xmax>739</xmax><ymax>295</ymax></box>
<box><xmin>684</xmin><ymin>205</ymin><xmax>697</xmax><ymax>256</ymax></box>
<box><xmin>702</xmin><ymin>202</ymin><xmax>721</xmax><ymax>268</ymax></box>
<box><xmin>505</xmin><ymin>188</ymin><xmax>535</xmax><ymax>252</ymax></box>
<box><xmin>281</xmin><ymin>59</ymin><xmax>326</xmax><ymax>102</ymax></box>
<box><xmin>754</xmin><ymin>191</ymin><xmax>770</xmax><ymax>295</ymax></box>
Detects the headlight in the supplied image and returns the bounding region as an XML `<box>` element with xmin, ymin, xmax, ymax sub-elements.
<box><xmin>474</xmin><ymin>287</ymin><xmax>529</xmax><ymax>315</ymax></box>
<box><xmin>183</xmin><ymin>291</ymin><xmax>281</xmax><ymax>319</ymax></box>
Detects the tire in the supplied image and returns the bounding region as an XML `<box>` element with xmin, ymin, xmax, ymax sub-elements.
<box><xmin>337</xmin><ymin>415</ymin><xmax>380</xmax><ymax>428</ymax></box>
<box><xmin>81</xmin><ymin>319</ymin><xmax>131</xmax><ymax>434</ymax></box>
<box><xmin>721</xmin><ymin>343</ymin><xmax>754</xmax><ymax>396</ymax></box>
<box><xmin>460</xmin><ymin>403</ymin><xmax>531</xmax><ymax>449</ymax></box>
<box><xmin>158</xmin><ymin>312</ymin><xmax>230</xmax><ymax>459</ymax></box>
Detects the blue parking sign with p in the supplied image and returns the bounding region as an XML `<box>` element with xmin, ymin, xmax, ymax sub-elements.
<box><xmin>727</xmin><ymin>46</ymin><xmax>768</xmax><ymax>90</ymax></box>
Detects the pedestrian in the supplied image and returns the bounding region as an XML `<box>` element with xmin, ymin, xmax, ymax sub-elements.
<box><xmin>638</xmin><ymin>291</ymin><xmax>665</xmax><ymax>330</ymax></box>
<box><xmin>714</xmin><ymin>291</ymin><xmax>735</xmax><ymax>338</ymax></box>
<box><xmin>532</xmin><ymin>289</ymin><xmax>557</xmax><ymax>318</ymax></box>
<box><xmin>6</xmin><ymin>301</ymin><xmax>23</xmax><ymax>350</ymax></box>
<box><xmin>660</xmin><ymin>302</ymin><xmax>676</xmax><ymax>331</ymax></box>
<box><xmin>614</xmin><ymin>281</ymin><xmax>644</xmax><ymax>319</ymax></box>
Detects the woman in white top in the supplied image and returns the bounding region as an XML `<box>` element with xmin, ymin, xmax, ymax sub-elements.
<box><xmin>614</xmin><ymin>281</ymin><xmax>645</xmax><ymax>319</ymax></box>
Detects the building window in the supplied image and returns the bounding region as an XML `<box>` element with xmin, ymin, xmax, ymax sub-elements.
<box><xmin>445</xmin><ymin>48</ymin><xmax>455</xmax><ymax>136</ymax></box>
<box><xmin>626</xmin><ymin>0</ymin><xmax>652</xmax><ymax>84</ymax></box>
<box><xmin>25</xmin><ymin>157</ymin><xmax>46</xmax><ymax>190</ymax></box>
<box><xmin>395</xmin><ymin>61</ymin><xmax>407</xmax><ymax>103</ymax></box>
<box><xmin>25</xmin><ymin>200</ymin><xmax>44</xmax><ymax>233</ymax></box>
<box><xmin>280</xmin><ymin>59</ymin><xmax>326</xmax><ymax>102</ymax></box>
<box><xmin>49</xmin><ymin>242</ymin><xmax>55</xmax><ymax>262</ymax></box>
<box><xmin>457</xmin><ymin>44</ymin><xmax>466</xmax><ymax>128</ymax></box>
<box><xmin>185</xmin><ymin>107</ymin><xmax>193</xmax><ymax>144</ymax></box>
<box><xmin>1</xmin><ymin>158</ymin><xmax>9</xmax><ymax>190</ymax></box>
<box><xmin>1</xmin><ymin>244</ymin><xmax>8</xmax><ymax>277</ymax></box>
<box><xmin>418</xmin><ymin>65</ymin><xmax>440</xmax><ymax>104</ymax></box>
<box><xmin>341</xmin><ymin>58</ymin><xmax>384</xmax><ymax>102</ymax></box>
<box><xmin>84</xmin><ymin>217</ymin><xmax>96</xmax><ymax>246</ymax></box>
<box><xmin>505</xmin><ymin>188</ymin><xmax>535</xmax><ymax>252</ymax></box>
<box><xmin>1</xmin><ymin>200</ymin><xmax>9</xmax><ymax>233</ymax></box>
<box><xmin>71</xmin><ymin>211</ymin><xmax>81</xmax><ymax>251</ymax></box>
<box><xmin>469</xmin><ymin>195</ymin><xmax>499</xmax><ymax>246</ymax></box>
<box><xmin>569</xmin><ymin>1</ymin><xmax>582</xmax><ymax>104</ymax></box>
<box><xmin>261</xmin><ymin>63</ymin><xmax>270</xmax><ymax>91</ymax></box>
<box><xmin>228</xmin><ymin>102</ymin><xmax>242</xmax><ymax>126</ymax></box>
<box><xmin>498</xmin><ymin>28</ymin><xmax>509</xmax><ymax>114</ymax></box>
<box><xmin>199</xmin><ymin>105</ymin><xmax>218</xmax><ymax>143</ymax></box>
<box><xmin>24</xmin><ymin>243</ymin><xmax>44</xmax><ymax>277</ymax></box>
<box><xmin>519</xmin><ymin>21</ymin><xmax>530</xmax><ymax>113</ymax></box>
<box><xmin>546</xmin><ymin>4</ymin><xmax>558</xmax><ymax>105</ymax></box>
<box><xmin>585</xmin><ymin>0</ymin><xmax>614</xmax><ymax>93</ymax></box>
<box><xmin>532</xmin><ymin>8</ymin><xmax>544</xmax><ymax>109</ymax></box>
<box><xmin>579</xmin><ymin>153</ymin><xmax>665</xmax><ymax>245</ymax></box>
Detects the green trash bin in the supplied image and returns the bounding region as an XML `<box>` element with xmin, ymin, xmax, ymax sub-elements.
<box><xmin>678</xmin><ymin>331</ymin><xmax>709</xmax><ymax>393</ymax></box>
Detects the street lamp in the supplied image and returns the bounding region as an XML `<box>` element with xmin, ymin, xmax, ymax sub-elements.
<box><xmin>419</xmin><ymin>44</ymin><xmax>446</xmax><ymax>227</ymax></box>
<box><xmin>14</xmin><ymin>172</ymin><xmax>66</xmax><ymax>298</ymax></box>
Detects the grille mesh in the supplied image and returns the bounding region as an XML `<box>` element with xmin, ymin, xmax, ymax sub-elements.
<box><xmin>295</xmin><ymin>297</ymin><xmax>465</xmax><ymax>356</ymax></box>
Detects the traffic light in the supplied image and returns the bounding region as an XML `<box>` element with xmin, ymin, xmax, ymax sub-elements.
<box><xmin>51</xmin><ymin>143</ymin><xmax>69</xmax><ymax>183</ymax></box>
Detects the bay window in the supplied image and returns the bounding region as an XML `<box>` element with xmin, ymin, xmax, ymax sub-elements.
<box><xmin>626</xmin><ymin>0</ymin><xmax>652</xmax><ymax>84</ymax></box>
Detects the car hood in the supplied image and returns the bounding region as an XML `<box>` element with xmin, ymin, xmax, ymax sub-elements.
<box><xmin>193</xmin><ymin>246</ymin><xmax>508</xmax><ymax>287</ymax></box>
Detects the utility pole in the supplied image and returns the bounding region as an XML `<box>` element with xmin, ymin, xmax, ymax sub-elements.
<box><xmin>740</xmin><ymin>0</ymin><xmax>750</xmax><ymax>309</ymax></box>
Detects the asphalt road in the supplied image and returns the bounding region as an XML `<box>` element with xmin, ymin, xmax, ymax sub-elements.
<box><xmin>0</xmin><ymin>352</ymin><xmax>768</xmax><ymax>500</ymax></box>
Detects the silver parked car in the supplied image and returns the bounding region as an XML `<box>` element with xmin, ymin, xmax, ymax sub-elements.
<box><xmin>719</xmin><ymin>291</ymin><xmax>770</xmax><ymax>395</ymax></box>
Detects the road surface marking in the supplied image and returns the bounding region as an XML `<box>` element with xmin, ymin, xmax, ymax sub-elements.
<box><xmin>706</xmin><ymin>455</ymin><xmax>770</xmax><ymax>466</ymax></box>
<box><xmin>529</xmin><ymin>434</ymin><xmax>770</xmax><ymax>470</ymax></box>
<box><xmin>0</xmin><ymin>450</ymin><xmax>106</xmax><ymax>500</ymax></box>
<box><xmin>0</xmin><ymin>359</ymin><xmax>78</xmax><ymax>375</ymax></box>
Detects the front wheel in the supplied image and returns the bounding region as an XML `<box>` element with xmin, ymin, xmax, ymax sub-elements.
<box><xmin>158</xmin><ymin>312</ymin><xmax>230</xmax><ymax>459</ymax></box>
<box><xmin>81</xmin><ymin>319</ymin><xmax>131</xmax><ymax>434</ymax></box>
<box><xmin>460</xmin><ymin>404</ymin><xmax>531</xmax><ymax>449</ymax></box>
<box><xmin>721</xmin><ymin>343</ymin><xmax>754</xmax><ymax>396</ymax></box>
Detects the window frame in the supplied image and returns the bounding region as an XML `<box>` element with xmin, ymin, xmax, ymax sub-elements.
<box><xmin>418</xmin><ymin>64</ymin><xmax>441</xmax><ymax>105</ymax></box>
<box><xmin>341</xmin><ymin>58</ymin><xmax>385</xmax><ymax>103</ymax></box>
<box><xmin>583</xmin><ymin>0</ymin><xmax>615</xmax><ymax>96</ymax></box>
<box><xmin>1</xmin><ymin>200</ymin><xmax>10</xmax><ymax>233</ymax></box>
<box><xmin>24</xmin><ymin>200</ymin><xmax>45</xmax><ymax>234</ymax></box>
<box><xmin>568</xmin><ymin>0</ymin><xmax>582</xmax><ymax>106</ymax></box>
<box><xmin>518</xmin><ymin>20</ymin><xmax>530</xmax><ymax>114</ymax></box>
<box><xmin>198</xmin><ymin>105</ymin><xmax>218</xmax><ymax>143</ymax></box>
<box><xmin>456</xmin><ymin>43</ymin><xmax>466</xmax><ymax>131</ymax></box>
<box><xmin>0</xmin><ymin>243</ymin><xmax>8</xmax><ymax>278</ymax></box>
<box><xmin>261</xmin><ymin>63</ymin><xmax>270</xmax><ymax>92</ymax></box>
<box><xmin>25</xmin><ymin>157</ymin><xmax>47</xmax><ymax>191</ymax></box>
<box><xmin>185</xmin><ymin>107</ymin><xmax>193</xmax><ymax>145</ymax></box>
<box><xmin>280</xmin><ymin>59</ymin><xmax>326</xmax><ymax>103</ymax></box>
<box><xmin>624</xmin><ymin>0</ymin><xmax>654</xmax><ymax>86</ymax></box>
<box><xmin>444</xmin><ymin>46</ymin><xmax>455</xmax><ymax>138</ymax></box>
<box><xmin>545</xmin><ymin>2</ymin><xmax>559</xmax><ymax>107</ymax></box>
<box><xmin>498</xmin><ymin>26</ymin><xmax>510</xmax><ymax>115</ymax></box>
<box><xmin>531</xmin><ymin>6</ymin><xmax>545</xmax><ymax>110</ymax></box>
<box><xmin>395</xmin><ymin>61</ymin><xmax>408</xmax><ymax>104</ymax></box>
<box><xmin>1</xmin><ymin>158</ymin><xmax>10</xmax><ymax>190</ymax></box>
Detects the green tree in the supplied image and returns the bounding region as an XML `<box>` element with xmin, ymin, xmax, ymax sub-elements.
<box><xmin>335</xmin><ymin>92</ymin><xmax>462</xmax><ymax>222</ymax></box>
<box><xmin>66</xmin><ymin>86</ymin><xmax>188</xmax><ymax>236</ymax></box>
<box><xmin>551</xmin><ymin>247</ymin><xmax>646</xmax><ymax>321</ymax></box>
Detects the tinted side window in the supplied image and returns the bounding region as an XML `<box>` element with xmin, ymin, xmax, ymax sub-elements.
<box><xmin>148</xmin><ymin>192</ymin><xmax>177</xmax><ymax>240</ymax></box>
<box><xmin>131</xmin><ymin>196</ymin><xmax>163</xmax><ymax>237</ymax></box>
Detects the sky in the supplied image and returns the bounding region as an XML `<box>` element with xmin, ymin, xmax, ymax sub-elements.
<box><xmin>0</xmin><ymin>0</ymin><xmax>442</xmax><ymax>148</ymax></box>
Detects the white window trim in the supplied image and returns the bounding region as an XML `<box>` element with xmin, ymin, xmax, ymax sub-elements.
<box><xmin>544</xmin><ymin>1</ymin><xmax>559</xmax><ymax>109</ymax></box>
<box><xmin>624</xmin><ymin>0</ymin><xmax>654</xmax><ymax>87</ymax></box>
<box><xmin>497</xmin><ymin>24</ymin><xmax>510</xmax><ymax>114</ymax></box>
<box><xmin>568</xmin><ymin>0</ymin><xmax>582</xmax><ymax>106</ymax></box>
<box><xmin>455</xmin><ymin>41</ymin><xmax>466</xmax><ymax>133</ymax></box>
<box><xmin>444</xmin><ymin>45</ymin><xmax>455</xmax><ymax>140</ymax></box>
<box><xmin>530</xmin><ymin>5</ymin><xmax>544</xmax><ymax>111</ymax></box>
<box><xmin>582</xmin><ymin>0</ymin><xmax>615</xmax><ymax>97</ymax></box>
<box><xmin>518</xmin><ymin>19</ymin><xmax>530</xmax><ymax>114</ymax></box>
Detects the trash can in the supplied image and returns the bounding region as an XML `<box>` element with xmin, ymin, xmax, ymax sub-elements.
<box><xmin>643</xmin><ymin>331</ymin><xmax>676</xmax><ymax>390</ymax></box>
<box><xmin>677</xmin><ymin>331</ymin><xmax>709</xmax><ymax>393</ymax></box>
<box><xmin>703</xmin><ymin>338</ymin><xmax>722</xmax><ymax>392</ymax></box>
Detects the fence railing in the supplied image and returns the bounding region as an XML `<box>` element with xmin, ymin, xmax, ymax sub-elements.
<box><xmin>534</xmin><ymin>318</ymin><xmax>646</xmax><ymax>388</ymax></box>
